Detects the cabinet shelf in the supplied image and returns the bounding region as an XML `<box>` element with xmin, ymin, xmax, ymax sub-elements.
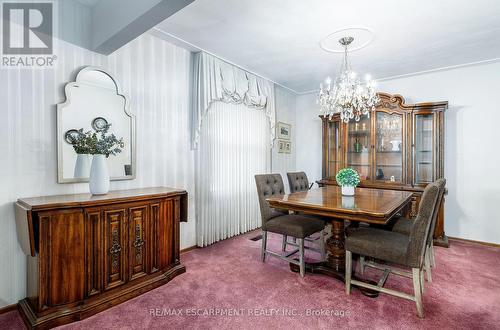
<box><xmin>376</xmin><ymin>150</ymin><xmax>402</xmax><ymax>153</ymax></box>
<box><xmin>376</xmin><ymin>164</ymin><xmax>402</xmax><ymax>168</ymax></box>
<box><xmin>348</xmin><ymin>130</ymin><xmax>370</xmax><ymax>135</ymax></box>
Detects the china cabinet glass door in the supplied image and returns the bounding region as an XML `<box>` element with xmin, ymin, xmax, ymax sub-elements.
<box><xmin>375</xmin><ymin>112</ymin><xmax>404</xmax><ymax>183</ymax></box>
<box><xmin>414</xmin><ymin>114</ymin><xmax>435</xmax><ymax>184</ymax></box>
<box><xmin>327</xmin><ymin>120</ymin><xmax>341</xmax><ymax>178</ymax></box>
<box><xmin>347</xmin><ymin>116</ymin><xmax>371</xmax><ymax>181</ymax></box>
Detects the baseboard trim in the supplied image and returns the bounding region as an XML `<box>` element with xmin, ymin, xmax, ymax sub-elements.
<box><xmin>0</xmin><ymin>303</ymin><xmax>17</xmax><ymax>315</ymax></box>
<box><xmin>449</xmin><ymin>236</ymin><xmax>500</xmax><ymax>248</ymax></box>
<box><xmin>180</xmin><ymin>245</ymin><xmax>198</xmax><ymax>254</ymax></box>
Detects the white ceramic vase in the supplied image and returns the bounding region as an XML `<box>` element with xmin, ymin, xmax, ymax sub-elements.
<box><xmin>89</xmin><ymin>154</ymin><xmax>110</xmax><ymax>195</ymax></box>
<box><xmin>341</xmin><ymin>185</ymin><xmax>355</xmax><ymax>196</ymax></box>
<box><xmin>74</xmin><ymin>154</ymin><xmax>92</xmax><ymax>178</ymax></box>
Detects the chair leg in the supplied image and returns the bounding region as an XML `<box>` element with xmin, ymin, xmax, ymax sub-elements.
<box><xmin>430</xmin><ymin>242</ymin><xmax>436</xmax><ymax>268</ymax></box>
<box><xmin>425</xmin><ymin>249</ymin><xmax>432</xmax><ymax>282</ymax></box>
<box><xmin>412</xmin><ymin>268</ymin><xmax>424</xmax><ymax>318</ymax></box>
<box><xmin>420</xmin><ymin>269</ymin><xmax>425</xmax><ymax>294</ymax></box>
<box><xmin>345</xmin><ymin>251</ymin><xmax>352</xmax><ymax>295</ymax></box>
<box><xmin>319</xmin><ymin>230</ymin><xmax>326</xmax><ymax>261</ymax></box>
<box><xmin>282</xmin><ymin>235</ymin><xmax>287</xmax><ymax>252</ymax></box>
<box><xmin>359</xmin><ymin>256</ymin><xmax>365</xmax><ymax>275</ymax></box>
<box><xmin>261</xmin><ymin>231</ymin><xmax>267</xmax><ymax>262</ymax></box>
<box><xmin>299</xmin><ymin>238</ymin><xmax>305</xmax><ymax>277</ymax></box>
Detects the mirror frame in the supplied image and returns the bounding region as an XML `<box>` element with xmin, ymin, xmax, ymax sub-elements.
<box><xmin>57</xmin><ymin>66</ymin><xmax>136</xmax><ymax>183</ymax></box>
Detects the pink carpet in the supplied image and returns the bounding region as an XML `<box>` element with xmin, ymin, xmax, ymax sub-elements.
<box><xmin>1</xmin><ymin>231</ymin><xmax>499</xmax><ymax>330</ymax></box>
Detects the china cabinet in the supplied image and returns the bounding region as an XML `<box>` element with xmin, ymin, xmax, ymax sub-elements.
<box><xmin>319</xmin><ymin>93</ymin><xmax>448</xmax><ymax>246</ymax></box>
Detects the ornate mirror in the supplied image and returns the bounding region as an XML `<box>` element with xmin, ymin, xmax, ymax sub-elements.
<box><xmin>57</xmin><ymin>66</ymin><xmax>136</xmax><ymax>183</ymax></box>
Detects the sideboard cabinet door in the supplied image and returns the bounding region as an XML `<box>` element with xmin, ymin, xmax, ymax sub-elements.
<box><xmin>128</xmin><ymin>205</ymin><xmax>148</xmax><ymax>280</ymax></box>
<box><xmin>103</xmin><ymin>208</ymin><xmax>128</xmax><ymax>291</ymax></box>
<box><xmin>39</xmin><ymin>209</ymin><xmax>86</xmax><ymax>309</ymax></box>
<box><xmin>85</xmin><ymin>208</ymin><xmax>102</xmax><ymax>297</ymax></box>
<box><xmin>151</xmin><ymin>198</ymin><xmax>177</xmax><ymax>272</ymax></box>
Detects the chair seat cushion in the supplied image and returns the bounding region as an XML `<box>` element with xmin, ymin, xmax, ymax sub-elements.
<box><xmin>392</xmin><ymin>217</ymin><xmax>413</xmax><ymax>235</ymax></box>
<box><xmin>263</xmin><ymin>214</ymin><xmax>325</xmax><ymax>238</ymax></box>
<box><xmin>346</xmin><ymin>227</ymin><xmax>410</xmax><ymax>267</ymax></box>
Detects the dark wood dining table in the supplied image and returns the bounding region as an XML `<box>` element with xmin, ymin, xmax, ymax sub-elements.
<box><xmin>266</xmin><ymin>185</ymin><xmax>413</xmax><ymax>291</ymax></box>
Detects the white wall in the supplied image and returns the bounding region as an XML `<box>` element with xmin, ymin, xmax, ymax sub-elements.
<box><xmin>272</xmin><ymin>86</ymin><xmax>297</xmax><ymax>192</ymax></box>
<box><xmin>0</xmin><ymin>33</ymin><xmax>196</xmax><ymax>308</ymax></box>
<box><xmin>296</xmin><ymin>93</ymin><xmax>323</xmax><ymax>184</ymax></box>
<box><xmin>295</xmin><ymin>61</ymin><xmax>500</xmax><ymax>245</ymax></box>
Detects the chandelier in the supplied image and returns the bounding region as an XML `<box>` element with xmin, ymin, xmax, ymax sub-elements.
<box><xmin>318</xmin><ymin>36</ymin><xmax>380</xmax><ymax>122</ymax></box>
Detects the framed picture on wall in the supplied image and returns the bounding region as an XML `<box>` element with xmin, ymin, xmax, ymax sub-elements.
<box><xmin>278</xmin><ymin>139</ymin><xmax>291</xmax><ymax>154</ymax></box>
<box><xmin>277</xmin><ymin>122</ymin><xmax>291</xmax><ymax>140</ymax></box>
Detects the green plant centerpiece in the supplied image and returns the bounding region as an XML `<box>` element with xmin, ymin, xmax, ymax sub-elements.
<box><xmin>335</xmin><ymin>168</ymin><xmax>360</xmax><ymax>196</ymax></box>
<box><xmin>72</xmin><ymin>125</ymin><xmax>124</xmax><ymax>157</ymax></box>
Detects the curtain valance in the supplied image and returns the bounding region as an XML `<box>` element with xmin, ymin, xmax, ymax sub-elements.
<box><xmin>191</xmin><ymin>52</ymin><xmax>275</xmax><ymax>148</ymax></box>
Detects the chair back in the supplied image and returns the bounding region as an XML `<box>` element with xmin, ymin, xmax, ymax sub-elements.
<box><xmin>406</xmin><ymin>182</ymin><xmax>440</xmax><ymax>267</ymax></box>
<box><xmin>426</xmin><ymin>178</ymin><xmax>446</xmax><ymax>247</ymax></box>
<box><xmin>254</xmin><ymin>174</ymin><xmax>287</xmax><ymax>225</ymax></box>
<box><xmin>287</xmin><ymin>172</ymin><xmax>310</xmax><ymax>193</ymax></box>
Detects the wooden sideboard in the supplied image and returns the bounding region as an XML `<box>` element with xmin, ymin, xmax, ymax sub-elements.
<box><xmin>318</xmin><ymin>93</ymin><xmax>449</xmax><ymax>247</ymax></box>
<box><xmin>15</xmin><ymin>187</ymin><xmax>188</xmax><ymax>329</ymax></box>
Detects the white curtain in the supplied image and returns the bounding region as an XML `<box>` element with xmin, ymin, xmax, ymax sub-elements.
<box><xmin>191</xmin><ymin>52</ymin><xmax>276</xmax><ymax>149</ymax></box>
<box><xmin>195</xmin><ymin>101</ymin><xmax>271</xmax><ymax>247</ymax></box>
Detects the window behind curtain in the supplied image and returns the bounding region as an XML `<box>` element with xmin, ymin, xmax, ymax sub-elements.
<box><xmin>195</xmin><ymin>101</ymin><xmax>270</xmax><ymax>247</ymax></box>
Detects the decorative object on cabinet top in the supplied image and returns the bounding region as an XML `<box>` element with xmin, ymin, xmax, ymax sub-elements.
<box><xmin>91</xmin><ymin>116</ymin><xmax>109</xmax><ymax>131</ymax></box>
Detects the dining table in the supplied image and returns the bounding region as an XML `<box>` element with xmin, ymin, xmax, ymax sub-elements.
<box><xmin>266</xmin><ymin>185</ymin><xmax>413</xmax><ymax>296</ymax></box>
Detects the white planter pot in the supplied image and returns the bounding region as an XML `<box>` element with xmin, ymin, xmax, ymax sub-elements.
<box><xmin>89</xmin><ymin>155</ymin><xmax>110</xmax><ymax>195</ymax></box>
<box><xmin>341</xmin><ymin>185</ymin><xmax>355</xmax><ymax>196</ymax></box>
<box><xmin>74</xmin><ymin>154</ymin><xmax>92</xmax><ymax>178</ymax></box>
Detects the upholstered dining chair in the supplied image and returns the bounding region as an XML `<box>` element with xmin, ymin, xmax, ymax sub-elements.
<box><xmin>287</xmin><ymin>171</ymin><xmax>314</xmax><ymax>193</ymax></box>
<box><xmin>362</xmin><ymin>179</ymin><xmax>446</xmax><ymax>282</ymax></box>
<box><xmin>255</xmin><ymin>174</ymin><xmax>326</xmax><ymax>277</ymax></box>
<box><xmin>286</xmin><ymin>171</ymin><xmax>327</xmax><ymax>260</ymax></box>
<box><xmin>391</xmin><ymin>179</ymin><xmax>446</xmax><ymax>280</ymax></box>
<box><xmin>345</xmin><ymin>182</ymin><xmax>440</xmax><ymax>318</ymax></box>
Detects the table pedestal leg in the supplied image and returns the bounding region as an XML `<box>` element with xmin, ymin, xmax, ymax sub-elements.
<box><xmin>289</xmin><ymin>218</ymin><xmax>379</xmax><ymax>297</ymax></box>
<box><xmin>326</xmin><ymin>219</ymin><xmax>346</xmax><ymax>272</ymax></box>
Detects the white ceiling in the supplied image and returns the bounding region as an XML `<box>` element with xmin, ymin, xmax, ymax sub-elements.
<box><xmin>156</xmin><ymin>0</ymin><xmax>500</xmax><ymax>93</ymax></box>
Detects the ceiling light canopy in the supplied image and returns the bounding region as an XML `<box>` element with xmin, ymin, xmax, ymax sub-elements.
<box><xmin>318</xmin><ymin>35</ymin><xmax>380</xmax><ymax>122</ymax></box>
